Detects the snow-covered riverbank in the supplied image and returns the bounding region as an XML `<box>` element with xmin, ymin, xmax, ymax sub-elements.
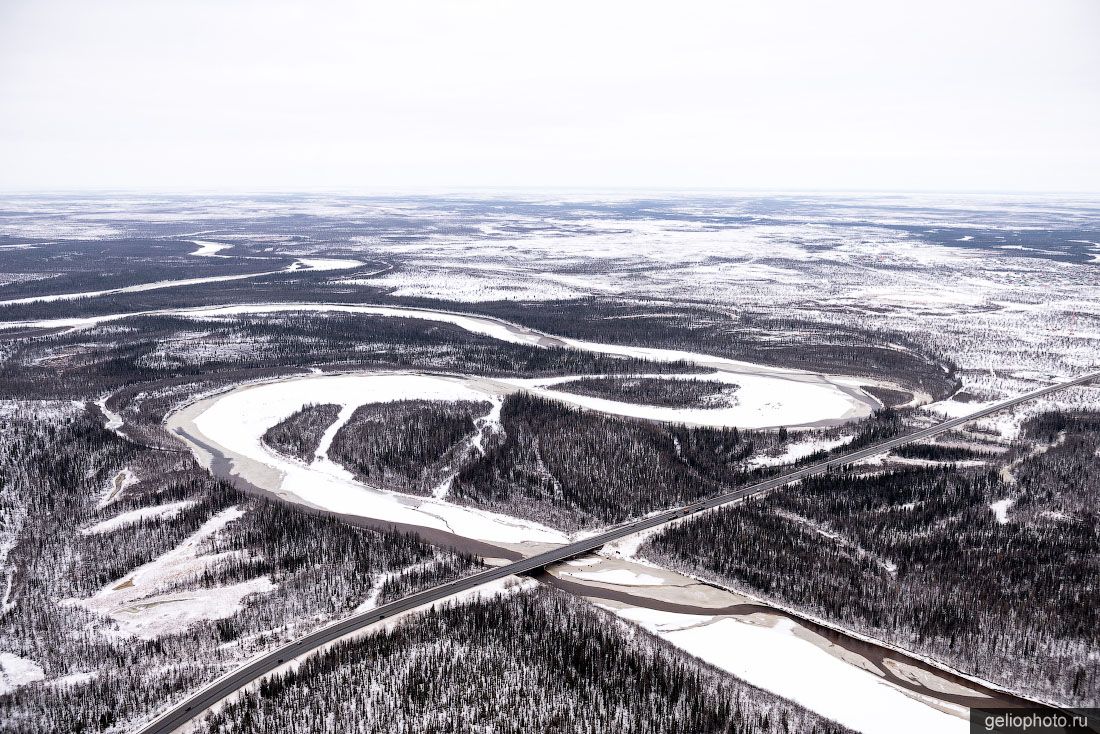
<box><xmin>167</xmin><ymin>372</ymin><xmax>570</xmax><ymax>549</ymax></box>
<box><xmin>165</xmin><ymin>356</ymin><xmax>885</xmax><ymax>551</ymax></box>
<box><xmin>0</xmin><ymin>260</ymin><xmax>363</xmax><ymax>307</ymax></box>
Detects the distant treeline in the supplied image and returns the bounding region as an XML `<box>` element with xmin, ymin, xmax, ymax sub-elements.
<box><xmin>405</xmin><ymin>297</ymin><xmax>961</xmax><ymax>400</ymax></box>
<box><xmin>0</xmin><ymin>311</ymin><xmax>699</xmax><ymax>402</ymax></box>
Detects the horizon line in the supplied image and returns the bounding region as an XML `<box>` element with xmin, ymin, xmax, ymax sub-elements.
<box><xmin>2</xmin><ymin>186</ymin><xmax>1100</xmax><ymax>198</ymax></box>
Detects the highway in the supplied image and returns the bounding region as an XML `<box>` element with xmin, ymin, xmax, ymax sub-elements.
<box><xmin>134</xmin><ymin>370</ymin><xmax>1097</xmax><ymax>734</ymax></box>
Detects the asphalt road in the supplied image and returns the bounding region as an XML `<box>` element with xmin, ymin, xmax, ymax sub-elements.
<box><xmin>135</xmin><ymin>370</ymin><xmax>1098</xmax><ymax>734</ymax></box>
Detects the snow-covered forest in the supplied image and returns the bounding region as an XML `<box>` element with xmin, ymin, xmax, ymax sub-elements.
<box><xmin>645</xmin><ymin>410</ymin><xmax>1100</xmax><ymax>706</ymax></box>
<box><xmin>0</xmin><ymin>311</ymin><xmax>698</xmax><ymax>403</ymax></box>
<box><xmin>452</xmin><ymin>394</ymin><xmax>763</xmax><ymax>529</ymax></box>
<box><xmin>328</xmin><ymin>400</ymin><xmax>489</xmax><ymax>494</ymax></box>
<box><xmin>262</xmin><ymin>402</ymin><xmax>341</xmax><ymax>462</ymax></box>
<box><xmin>555</xmin><ymin>375</ymin><xmax>740</xmax><ymax>408</ymax></box>
<box><xmin>1</xmin><ymin>193</ymin><xmax>1098</xmax><ymax>733</ymax></box>
<box><xmin>442</xmin><ymin>299</ymin><xmax>962</xmax><ymax>401</ymax></box>
<box><xmin>451</xmin><ymin>396</ymin><xmax>912</xmax><ymax>530</ymax></box>
<box><xmin>202</xmin><ymin>588</ymin><xmax>852</xmax><ymax>734</ymax></box>
<box><xmin>0</xmin><ymin>409</ymin><xmax>480</xmax><ymax>732</ymax></box>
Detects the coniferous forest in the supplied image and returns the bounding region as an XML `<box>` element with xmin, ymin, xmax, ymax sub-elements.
<box><xmin>261</xmin><ymin>402</ymin><xmax>341</xmax><ymax>462</ymax></box>
<box><xmin>328</xmin><ymin>400</ymin><xmax>489</xmax><ymax>494</ymax></box>
<box><xmin>202</xmin><ymin>588</ymin><xmax>852</xmax><ymax>734</ymax></box>
<box><xmin>0</xmin><ymin>410</ymin><xmax>481</xmax><ymax>733</ymax></box>
<box><xmin>451</xmin><ymin>394</ymin><xmax>755</xmax><ymax>529</ymax></box>
<box><xmin>645</xmin><ymin>410</ymin><xmax>1100</xmax><ymax>706</ymax></box>
<box><xmin>554</xmin><ymin>375</ymin><xmax>738</xmax><ymax>408</ymax></box>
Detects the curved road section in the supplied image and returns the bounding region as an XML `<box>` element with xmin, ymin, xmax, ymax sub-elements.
<box><xmin>135</xmin><ymin>371</ymin><xmax>1097</xmax><ymax>734</ymax></box>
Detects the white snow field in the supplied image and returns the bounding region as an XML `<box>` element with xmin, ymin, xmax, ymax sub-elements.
<box><xmin>80</xmin><ymin>501</ymin><xmax>196</xmax><ymax>535</ymax></box>
<box><xmin>94</xmin><ymin>396</ymin><xmax>124</xmax><ymax>432</ymax></box>
<box><xmin>70</xmin><ymin>506</ymin><xmax>275</xmax><ymax>639</ymax></box>
<box><xmin>746</xmin><ymin>435</ymin><xmax>855</xmax><ymax>468</ymax></box>
<box><xmin>606</xmin><ymin>606</ymin><xmax>968</xmax><ymax>734</ymax></box>
<box><xmin>989</xmin><ymin>498</ymin><xmax>1015</xmax><ymax>524</ymax></box>
<box><xmin>292</xmin><ymin>258</ymin><xmax>365</xmax><ymax>271</ymax></box>
<box><xmin>189</xmin><ymin>240</ymin><xmax>233</xmax><ymax>257</ymax></box>
<box><xmin>0</xmin><ymin>652</ymin><xmax>45</xmax><ymax>695</ymax></box>
<box><xmin>97</xmin><ymin>467</ymin><xmax>139</xmax><ymax>507</ymax></box>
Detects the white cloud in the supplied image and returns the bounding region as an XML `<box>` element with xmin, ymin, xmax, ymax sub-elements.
<box><xmin>1</xmin><ymin>0</ymin><xmax>1098</xmax><ymax>191</ymax></box>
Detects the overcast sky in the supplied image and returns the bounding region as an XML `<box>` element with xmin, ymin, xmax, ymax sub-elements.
<box><xmin>1</xmin><ymin>0</ymin><xmax>1098</xmax><ymax>193</ymax></box>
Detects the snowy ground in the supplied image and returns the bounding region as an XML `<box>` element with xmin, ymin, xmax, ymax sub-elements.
<box><xmin>80</xmin><ymin>501</ymin><xmax>196</xmax><ymax>535</ymax></box>
<box><xmin>94</xmin><ymin>396</ymin><xmax>124</xmax><ymax>432</ymax></box>
<box><xmin>69</xmin><ymin>506</ymin><xmax>275</xmax><ymax>639</ymax></box>
<box><xmin>989</xmin><ymin>498</ymin><xmax>1015</xmax><ymax>524</ymax></box>
<box><xmin>746</xmin><ymin>434</ymin><xmax>855</xmax><ymax>468</ymax></box>
<box><xmin>97</xmin><ymin>467</ymin><xmax>139</xmax><ymax>507</ymax></box>
<box><xmin>0</xmin><ymin>652</ymin><xmax>45</xmax><ymax>695</ymax></box>
<box><xmin>189</xmin><ymin>240</ymin><xmax>233</xmax><ymax>257</ymax></box>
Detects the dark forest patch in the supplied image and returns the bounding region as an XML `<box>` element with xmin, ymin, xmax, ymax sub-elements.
<box><xmin>328</xmin><ymin>400</ymin><xmax>490</xmax><ymax>495</ymax></box>
<box><xmin>261</xmin><ymin>403</ymin><xmax>341</xmax><ymax>462</ymax></box>
<box><xmin>201</xmin><ymin>588</ymin><xmax>851</xmax><ymax>734</ymax></box>
<box><xmin>553</xmin><ymin>375</ymin><xmax>737</xmax><ymax>408</ymax></box>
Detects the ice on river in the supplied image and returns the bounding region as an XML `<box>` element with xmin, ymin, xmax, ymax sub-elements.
<box><xmin>509</xmin><ymin>371</ymin><xmax>870</xmax><ymax>429</ymax></box>
<box><xmin>607</xmin><ymin>606</ymin><xmax>968</xmax><ymax>734</ymax></box>
<box><xmin>186</xmin><ymin>373</ymin><xmax>569</xmax><ymax>547</ymax></box>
